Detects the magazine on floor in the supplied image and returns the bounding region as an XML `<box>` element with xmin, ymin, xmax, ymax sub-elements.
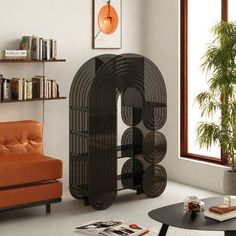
<box><xmin>75</xmin><ymin>220</ymin><xmax>149</xmax><ymax>236</ymax></box>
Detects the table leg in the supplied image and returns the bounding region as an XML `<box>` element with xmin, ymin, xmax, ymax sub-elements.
<box><xmin>158</xmin><ymin>224</ymin><xmax>169</xmax><ymax>236</ymax></box>
<box><xmin>225</xmin><ymin>231</ymin><xmax>236</xmax><ymax>236</ymax></box>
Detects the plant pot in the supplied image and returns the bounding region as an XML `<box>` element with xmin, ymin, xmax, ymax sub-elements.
<box><xmin>223</xmin><ymin>170</ymin><xmax>236</xmax><ymax>195</ymax></box>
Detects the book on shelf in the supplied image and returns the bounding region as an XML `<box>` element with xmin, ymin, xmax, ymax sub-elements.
<box><xmin>20</xmin><ymin>35</ymin><xmax>58</xmax><ymax>61</ymax></box>
<box><xmin>26</xmin><ymin>80</ymin><xmax>32</xmax><ymax>100</ymax></box>
<box><xmin>39</xmin><ymin>38</ymin><xmax>43</xmax><ymax>61</ymax></box>
<box><xmin>20</xmin><ymin>36</ymin><xmax>32</xmax><ymax>53</ymax></box>
<box><xmin>46</xmin><ymin>39</ymin><xmax>50</xmax><ymax>60</ymax></box>
<box><xmin>33</xmin><ymin>76</ymin><xmax>59</xmax><ymax>98</ymax></box>
<box><xmin>4</xmin><ymin>50</ymin><xmax>27</xmax><ymax>60</ymax></box>
<box><xmin>51</xmin><ymin>80</ymin><xmax>58</xmax><ymax>98</ymax></box>
<box><xmin>31</xmin><ymin>36</ymin><xmax>40</xmax><ymax>60</ymax></box>
<box><xmin>19</xmin><ymin>36</ymin><xmax>32</xmax><ymax>59</ymax></box>
<box><xmin>0</xmin><ymin>75</ymin><xmax>4</xmax><ymax>101</ymax></box>
<box><xmin>10</xmin><ymin>78</ymin><xmax>32</xmax><ymax>101</ymax></box>
<box><xmin>50</xmin><ymin>39</ymin><xmax>57</xmax><ymax>59</ymax></box>
<box><xmin>23</xmin><ymin>79</ymin><xmax>27</xmax><ymax>100</ymax></box>
<box><xmin>3</xmin><ymin>78</ymin><xmax>11</xmax><ymax>101</ymax></box>
<box><xmin>32</xmin><ymin>76</ymin><xmax>45</xmax><ymax>98</ymax></box>
<box><xmin>11</xmin><ymin>78</ymin><xmax>22</xmax><ymax>100</ymax></box>
<box><xmin>0</xmin><ymin>50</ymin><xmax>4</xmax><ymax>59</ymax></box>
<box><xmin>42</xmin><ymin>39</ymin><xmax>47</xmax><ymax>60</ymax></box>
<box><xmin>47</xmin><ymin>80</ymin><xmax>52</xmax><ymax>98</ymax></box>
<box><xmin>75</xmin><ymin>220</ymin><xmax>149</xmax><ymax>236</ymax></box>
<box><xmin>0</xmin><ymin>74</ymin><xmax>61</xmax><ymax>102</ymax></box>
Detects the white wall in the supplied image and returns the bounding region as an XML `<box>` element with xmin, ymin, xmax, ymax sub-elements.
<box><xmin>144</xmin><ymin>0</ymin><xmax>226</xmax><ymax>193</ymax></box>
<box><xmin>0</xmin><ymin>0</ymin><xmax>146</xmax><ymax>190</ymax></box>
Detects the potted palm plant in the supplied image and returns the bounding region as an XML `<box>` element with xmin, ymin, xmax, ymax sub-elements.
<box><xmin>196</xmin><ymin>21</ymin><xmax>236</xmax><ymax>194</ymax></box>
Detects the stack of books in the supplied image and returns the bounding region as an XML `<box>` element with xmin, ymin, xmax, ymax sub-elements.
<box><xmin>11</xmin><ymin>78</ymin><xmax>32</xmax><ymax>100</ymax></box>
<box><xmin>0</xmin><ymin>35</ymin><xmax>58</xmax><ymax>61</ymax></box>
<box><xmin>75</xmin><ymin>220</ymin><xmax>149</xmax><ymax>236</ymax></box>
<box><xmin>204</xmin><ymin>198</ymin><xmax>236</xmax><ymax>221</ymax></box>
<box><xmin>0</xmin><ymin>74</ymin><xmax>60</xmax><ymax>102</ymax></box>
<box><xmin>32</xmin><ymin>76</ymin><xmax>59</xmax><ymax>99</ymax></box>
<box><xmin>19</xmin><ymin>35</ymin><xmax>57</xmax><ymax>60</ymax></box>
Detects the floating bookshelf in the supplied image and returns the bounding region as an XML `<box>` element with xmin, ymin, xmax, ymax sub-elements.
<box><xmin>0</xmin><ymin>97</ymin><xmax>66</xmax><ymax>103</ymax></box>
<box><xmin>0</xmin><ymin>59</ymin><xmax>66</xmax><ymax>63</ymax></box>
<box><xmin>0</xmin><ymin>58</ymin><xmax>66</xmax><ymax>103</ymax></box>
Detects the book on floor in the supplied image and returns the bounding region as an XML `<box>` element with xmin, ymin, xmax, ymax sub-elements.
<box><xmin>75</xmin><ymin>220</ymin><xmax>149</xmax><ymax>236</ymax></box>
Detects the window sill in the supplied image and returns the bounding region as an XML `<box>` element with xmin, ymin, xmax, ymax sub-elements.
<box><xmin>180</xmin><ymin>154</ymin><xmax>229</xmax><ymax>169</ymax></box>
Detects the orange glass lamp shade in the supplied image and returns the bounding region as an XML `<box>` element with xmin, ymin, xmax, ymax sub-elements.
<box><xmin>98</xmin><ymin>1</ymin><xmax>119</xmax><ymax>35</ymax></box>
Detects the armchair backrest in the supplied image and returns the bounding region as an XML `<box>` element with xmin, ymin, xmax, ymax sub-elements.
<box><xmin>0</xmin><ymin>120</ymin><xmax>43</xmax><ymax>155</ymax></box>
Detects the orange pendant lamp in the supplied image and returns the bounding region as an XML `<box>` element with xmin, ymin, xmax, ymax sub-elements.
<box><xmin>98</xmin><ymin>0</ymin><xmax>118</xmax><ymax>35</ymax></box>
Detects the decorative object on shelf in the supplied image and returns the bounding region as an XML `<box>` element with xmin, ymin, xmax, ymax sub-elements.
<box><xmin>69</xmin><ymin>53</ymin><xmax>167</xmax><ymax>210</ymax></box>
<box><xmin>195</xmin><ymin>22</ymin><xmax>236</xmax><ymax>195</ymax></box>
<box><xmin>93</xmin><ymin>0</ymin><xmax>122</xmax><ymax>49</ymax></box>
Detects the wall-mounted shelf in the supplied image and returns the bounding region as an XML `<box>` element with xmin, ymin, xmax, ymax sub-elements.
<box><xmin>0</xmin><ymin>56</ymin><xmax>66</xmax><ymax>127</ymax></box>
<box><xmin>0</xmin><ymin>59</ymin><xmax>66</xmax><ymax>63</ymax></box>
<box><xmin>0</xmin><ymin>97</ymin><xmax>66</xmax><ymax>104</ymax></box>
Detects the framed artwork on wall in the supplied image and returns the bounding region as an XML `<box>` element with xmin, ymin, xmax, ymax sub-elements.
<box><xmin>93</xmin><ymin>0</ymin><xmax>122</xmax><ymax>49</ymax></box>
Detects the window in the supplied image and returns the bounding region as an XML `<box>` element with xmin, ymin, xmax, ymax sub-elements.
<box><xmin>181</xmin><ymin>0</ymin><xmax>229</xmax><ymax>164</ymax></box>
<box><xmin>229</xmin><ymin>0</ymin><xmax>236</xmax><ymax>21</ymax></box>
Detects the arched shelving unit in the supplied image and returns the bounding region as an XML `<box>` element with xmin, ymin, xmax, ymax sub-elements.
<box><xmin>69</xmin><ymin>54</ymin><xmax>167</xmax><ymax>210</ymax></box>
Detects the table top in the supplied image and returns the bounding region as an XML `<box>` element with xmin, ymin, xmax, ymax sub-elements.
<box><xmin>148</xmin><ymin>197</ymin><xmax>236</xmax><ymax>231</ymax></box>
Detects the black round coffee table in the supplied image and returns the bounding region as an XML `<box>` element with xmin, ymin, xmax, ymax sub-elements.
<box><xmin>148</xmin><ymin>197</ymin><xmax>236</xmax><ymax>236</ymax></box>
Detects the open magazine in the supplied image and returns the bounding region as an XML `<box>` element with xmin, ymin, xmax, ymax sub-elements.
<box><xmin>75</xmin><ymin>220</ymin><xmax>149</xmax><ymax>236</ymax></box>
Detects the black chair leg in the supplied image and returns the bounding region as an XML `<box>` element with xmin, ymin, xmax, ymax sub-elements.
<box><xmin>46</xmin><ymin>204</ymin><xmax>51</xmax><ymax>213</ymax></box>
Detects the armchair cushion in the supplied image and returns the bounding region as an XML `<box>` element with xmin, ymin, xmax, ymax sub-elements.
<box><xmin>0</xmin><ymin>153</ymin><xmax>62</xmax><ymax>188</ymax></box>
<box><xmin>0</xmin><ymin>120</ymin><xmax>43</xmax><ymax>155</ymax></box>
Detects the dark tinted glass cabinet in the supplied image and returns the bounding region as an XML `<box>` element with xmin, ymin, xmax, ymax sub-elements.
<box><xmin>69</xmin><ymin>54</ymin><xmax>167</xmax><ymax>210</ymax></box>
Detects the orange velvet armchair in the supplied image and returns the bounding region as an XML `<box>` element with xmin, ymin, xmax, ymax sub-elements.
<box><xmin>0</xmin><ymin>120</ymin><xmax>63</xmax><ymax>213</ymax></box>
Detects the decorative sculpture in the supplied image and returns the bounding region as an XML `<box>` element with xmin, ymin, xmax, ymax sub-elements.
<box><xmin>69</xmin><ymin>54</ymin><xmax>167</xmax><ymax>210</ymax></box>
